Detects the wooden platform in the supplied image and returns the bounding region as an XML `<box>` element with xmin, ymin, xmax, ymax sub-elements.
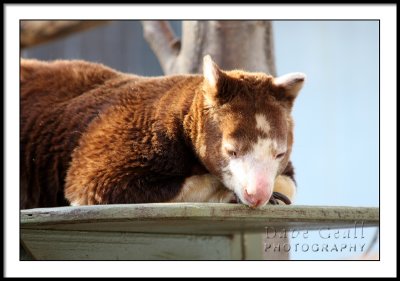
<box><xmin>20</xmin><ymin>203</ymin><xmax>379</xmax><ymax>260</ymax></box>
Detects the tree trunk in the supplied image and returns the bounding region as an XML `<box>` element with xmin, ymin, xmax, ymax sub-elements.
<box><xmin>142</xmin><ymin>20</ymin><xmax>276</xmax><ymax>75</ymax></box>
<box><xmin>142</xmin><ymin>20</ymin><xmax>287</xmax><ymax>260</ymax></box>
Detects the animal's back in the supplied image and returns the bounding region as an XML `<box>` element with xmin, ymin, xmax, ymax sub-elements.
<box><xmin>20</xmin><ymin>59</ymin><xmax>135</xmax><ymax>208</ymax></box>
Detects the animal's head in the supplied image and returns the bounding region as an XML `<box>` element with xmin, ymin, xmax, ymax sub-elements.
<box><xmin>197</xmin><ymin>55</ymin><xmax>305</xmax><ymax>207</ymax></box>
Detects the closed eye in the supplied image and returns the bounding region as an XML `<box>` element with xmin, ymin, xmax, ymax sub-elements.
<box><xmin>276</xmin><ymin>152</ymin><xmax>286</xmax><ymax>159</ymax></box>
<box><xmin>223</xmin><ymin>141</ymin><xmax>239</xmax><ymax>158</ymax></box>
<box><xmin>226</xmin><ymin>149</ymin><xmax>238</xmax><ymax>158</ymax></box>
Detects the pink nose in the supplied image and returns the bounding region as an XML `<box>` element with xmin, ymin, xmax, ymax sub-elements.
<box><xmin>244</xmin><ymin>180</ymin><xmax>272</xmax><ymax>207</ymax></box>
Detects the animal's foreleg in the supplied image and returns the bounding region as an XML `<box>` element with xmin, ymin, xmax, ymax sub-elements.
<box><xmin>169</xmin><ymin>173</ymin><xmax>236</xmax><ymax>203</ymax></box>
<box><xmin>272</xmin><ymin>161</ymin><xmax>297</xmax><ymax>204</ymax></box>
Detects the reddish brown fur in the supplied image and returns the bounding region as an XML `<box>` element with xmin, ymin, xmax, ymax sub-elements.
<box><xmin>191</xmin><ymin>69</ymin><xmax>296</xmax><ymax>179</ymax></box>
<box><xmin>20</xmin><ymin>59</ymin><xmax>298</xmax><ymax>209</ymax></box>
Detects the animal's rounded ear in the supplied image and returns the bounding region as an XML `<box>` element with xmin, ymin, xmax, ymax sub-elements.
<box><xmin>273</xmin><ymin>72</ymin><xmax>306</xmax><ymax>105</ymax></box>
<box><xmin>203</xmin><ymin>55</ymin><xmax>221</xmax><ymax>89</ymax></box>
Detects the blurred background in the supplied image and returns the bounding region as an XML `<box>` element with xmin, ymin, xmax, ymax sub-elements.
<box><xmin>21</xmin><ymin>20</ymin><xmax>379</xmax><ymax>260</ymax></box>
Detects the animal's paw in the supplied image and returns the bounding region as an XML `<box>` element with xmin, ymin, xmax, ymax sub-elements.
<box><xmin>269</xmin><ymin>175</ymin><xmax>296</xmax><ymax>205</ymax></box>
<box><xmin>221</xmin><ymin>190</ymin><xmax>239</xmax><ymax>203</ymax></box>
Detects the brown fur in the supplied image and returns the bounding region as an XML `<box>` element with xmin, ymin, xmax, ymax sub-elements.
<box><xmin>188</xmin><ymin>68</ymin><xmax>296</xmax><ymax>180</ymax></box>
<box><xmin>20</xmin><ymin>58</ymin><xmax>299</xmax><ymax>209</ymax></box>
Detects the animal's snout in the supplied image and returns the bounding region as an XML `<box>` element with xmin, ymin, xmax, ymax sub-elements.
<box><xmin>244</xmin><ymin>189</ymin><xmax>263</xmax><ymax>207</ymax></box>
<box><xmin>243</xmin><ymin>177</ymin><xmax>272</xmax><ymax>207</ymax></box>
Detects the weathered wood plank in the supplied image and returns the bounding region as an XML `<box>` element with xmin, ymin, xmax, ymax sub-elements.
<box><xmin>21</xmin><ymin>203</ymin><xmax>379</xmax><ymax>235</ymax></box>
<box><xmin>243</xmin><ymin>233</ymin><xmax>265</xmax><ymax>260</ymax></box>
<box><xmin>21</xmin><ymin>229</ymin><xmax>242</xmax><ymax>260</ymax></box>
